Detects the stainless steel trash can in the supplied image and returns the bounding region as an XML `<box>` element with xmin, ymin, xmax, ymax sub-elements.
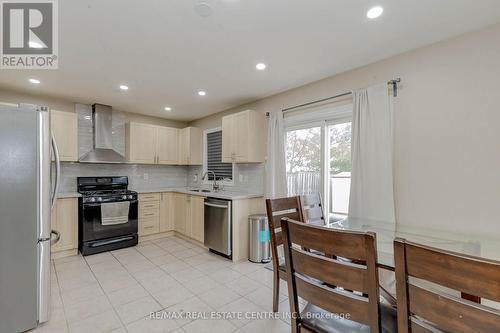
<box><xmin>248</xmin><ymin>214</ymin><xmax>271</xmax><ymax>263</ymax></box>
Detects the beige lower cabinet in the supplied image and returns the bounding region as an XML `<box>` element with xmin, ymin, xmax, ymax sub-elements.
<box><xmin>172</xmin><ymin>193</ymin><xmax>204</xmax><ymax>241</ymax></box>
<box><xmin>51</xmin><ymin>198</ymin><xmax>78</xmax><ymax>253</ymax></box>
<box><xmin>189</xmin><ymin>195</ymin><xmax>205</xmax><ymax>243</ymax></box>
<box><xmin>139</xmin><ymin>191</ymin><xmax>204</xmax><ymax>242</ymax></box>
<box><xmin>138</xmin><ymin>193</ymin><xmax>160</xmax><ymax>236</ymax></box>
<box><xmin>173</xmin><ymin>193</ymin><xmax>188</xmax><ymax>234</ymax></box>
<box><xmin>159</xmin><ymin>192</ymin><xmax>175</xmax><ymax>232</ymax></box>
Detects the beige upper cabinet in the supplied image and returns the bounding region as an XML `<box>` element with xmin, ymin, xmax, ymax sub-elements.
<box><xmin>222</xmin><ymin>110</ymin><xmax>266</xmax><ymax>163</ymax></box>
<box><xmin>127</xmin><ymin>123</ymin><xmax>201</xmax><ymax>165</ymax></box>
<box><xmin>51</xmin><ymin>110</ymin><xmax>78</xmax><ymax>162</ymax></box>
<box><xmin>126</xmin><ymin>122</ymin><xmax>157</xmax><ymax>164</ymax></box>
<box><xmin>178</xmin><ymin>127</ymin><xmax>202</xmax><ymax>165</ymax></box>
<box><xmin>157</xmin><ymin>127</ymin><xmax>179</xmax><ymax>165</ymax></box>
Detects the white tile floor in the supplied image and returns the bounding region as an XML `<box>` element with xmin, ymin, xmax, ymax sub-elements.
<box><xmin>33</xmin><ymin>236</ymin><xmax>293</xmax><ymax>333</ymax></box>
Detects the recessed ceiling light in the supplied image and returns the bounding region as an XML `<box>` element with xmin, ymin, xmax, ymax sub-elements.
<box><xmin>256</xmin><ymin>63</ymin><xmax>266</xmax><ymax>70</ymax></box>
<box><xmin>164</xmin><ymin>106</ymin><xmax>172</xmax><ymax>111</ymax></box>
<box><xmin>197</xmin><ymin>90</ymin><xmax>206</xmax><ymax>96</ymax></box>
<box><xmin>367</xmin><ymin>6</ymin><xmax>383</xmax><ymax>19</ymax></box>
<box><xmin>29</xmin><ymin>78</ymin><xmax>40</xmax><ymax>84</ymax></box>
<box><xmin>119</xmin><ymin>85</ymin><xmax>129</xmax><ymax>90</ymax></box>
<box><xmin>29</xmin><ymin>41</ymin><xmax>43</xmax><ymax>48</ymax></box>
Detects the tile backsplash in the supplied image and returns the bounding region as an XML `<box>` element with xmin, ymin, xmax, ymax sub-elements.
<box><xmin>59</xmin><ymin>162</ymin><xmax>264</xmax><ymax>195</ymax></box>
<box><xmin>59</xmin><ymin>163</ymin><xmax>188</xmax><ymax>193</ymax></box>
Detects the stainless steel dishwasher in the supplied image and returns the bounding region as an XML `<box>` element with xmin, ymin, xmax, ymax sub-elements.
<box><xmin>204</xmin><ymin>198</ymin><xmax>232</xmax><ymax>258</ymax></box>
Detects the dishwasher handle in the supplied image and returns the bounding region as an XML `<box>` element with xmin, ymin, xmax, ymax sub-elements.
<box><xmin>204</xmin><ymin>202</ymin><xmax>229</xmax><ymax>209</ymax></box>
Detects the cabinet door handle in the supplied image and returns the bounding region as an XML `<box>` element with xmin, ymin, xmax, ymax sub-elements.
<box><xmin>144</xmin><ymin>226</ymin><xmax>154</xmax><ymax>229</ymax></box>
<box><xmin>144</xmin><ymin>213</ymin><xmax>155</xmax><ymax>217</ymax></box>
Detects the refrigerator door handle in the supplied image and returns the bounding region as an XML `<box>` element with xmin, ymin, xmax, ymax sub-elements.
<box><xmin>51</xmin><ymin>133</ymin><xmax>61</xmax><ymax>209</ymax></box>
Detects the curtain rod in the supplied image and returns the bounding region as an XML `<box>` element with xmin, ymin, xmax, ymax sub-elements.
<box><xmin>281</xmin><ymin>78</ymin><xmax>401</xmax><ymax>114</ymax></box>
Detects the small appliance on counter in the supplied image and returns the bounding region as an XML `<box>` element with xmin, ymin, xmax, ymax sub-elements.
<box><xmin>78</xmin><ymin>176</ymin><xmax>138</xmax><ymax>255</ymax></box>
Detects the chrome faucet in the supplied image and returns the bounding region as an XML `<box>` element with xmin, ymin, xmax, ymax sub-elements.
<box><xmin>202</xmin><ymin>170</ymin><xmax>220</xmax><ymax>192</ymax></box>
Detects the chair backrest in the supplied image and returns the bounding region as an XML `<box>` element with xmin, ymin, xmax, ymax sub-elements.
<box><xmin>281</xmin><ymin>217</ymin><xmax>381</xmax><ymax>333</ymax></box>
<box><xmin>265</xmin><ymin>196</ymin><xmax>303</xmax><ymax>248</ymax></box>
<box><xmin>394</xmin><ymin>238</ymin><xmax>500</xmax><ymax>333</ymax></box>
<box><xmin>300</xmin><ymin>192</ymin><xmax>326</xmax><ymax>226</ymax></box>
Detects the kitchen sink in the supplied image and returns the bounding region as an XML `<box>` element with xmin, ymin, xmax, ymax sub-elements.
<box><xmin>188</xmin><ymin>188</ymin><xmax>212</xmax><ymax>193</ymax></box>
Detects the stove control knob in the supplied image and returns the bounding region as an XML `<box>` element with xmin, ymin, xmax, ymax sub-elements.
<box><xmin>122</xmin><ymin>195</ymin><xmax>128</xmax><ymax>200</ymax></box>
<box><xmin>89</xmin><ymin>197</ymin><xmax>96</xmax><ymax>203</ymax></box>
<box><xmin>97</xmin><ymin>197</ymin><xmax>103</xmax><ymax>202</ymax></box>
<box><xmin>128</xmin><ymin>195</ymin><xmax>134</xmax><ymax>199</ymax></box>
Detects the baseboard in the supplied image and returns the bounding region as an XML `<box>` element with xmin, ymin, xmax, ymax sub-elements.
<box><xmin>173</xmin><ymin>232</ymin><xmax>207</xmax><ymax>249</ymax></box>
<box><xmin>139</xmin><ymin>231</ymin><xmax>175</xmax><ymax>242</ymax></box>
<box><xmin>51</xmin><ymin>249</ymin><xmax>78</xmax><ymax>259</ymax></box>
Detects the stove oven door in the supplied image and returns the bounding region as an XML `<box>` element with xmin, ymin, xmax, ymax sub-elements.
<box><xmin>80</xmin><ymin>200</ymin><xmax>138</xmax><ymax>242</ymax></box>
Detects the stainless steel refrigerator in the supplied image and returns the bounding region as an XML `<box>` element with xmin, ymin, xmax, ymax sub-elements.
<box><xmin>0</xmin><ymin>104</ymin><xmax>61</xmax><ymax>333</ymax></box>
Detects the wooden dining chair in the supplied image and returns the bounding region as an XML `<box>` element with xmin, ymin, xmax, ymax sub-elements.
<box><xmin>281</xmin><ymin>217</ymin><xmax>397</xmax><ymax>333</ymax></box>
<box><xmin>394</xmin><ymin>238</ymin><xmax>500</xmax><ymax>333</ymax></box>
<box><xmin>265</xmin><ymin>196</ymin><xmax>303</xmax><ymax>312</ymax></box>
<box><xmin>300</xmin><ymin>192</ymin><xmax>326</xmax><ymax>226</ymax></box>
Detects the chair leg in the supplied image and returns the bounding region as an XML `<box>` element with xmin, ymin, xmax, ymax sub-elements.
<box><xmin>273</xmin><ymin>272</ymin><xmax>280</xmax><ymax>312</ymax></box>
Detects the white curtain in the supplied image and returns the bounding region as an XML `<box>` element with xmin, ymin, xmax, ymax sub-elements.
<box><xmin>265</xmin><ymin>112</ymin><xmax>287</xmax><ymax>199</ymax></box>
<box><xmin>348</xmin><ymin>84</ymin><xmax>395</xmax><ymax>222</ymax></box>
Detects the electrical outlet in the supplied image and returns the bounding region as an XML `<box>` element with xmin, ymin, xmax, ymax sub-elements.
<box><xmin>193</xmin><ymin>174</ymin><xmax>198</xmax><ymax>182</ymax></box>
<box><xmin>143</xmin><ymin>173</ymin><xmax>149</xmax><ymax>180</ymax></box>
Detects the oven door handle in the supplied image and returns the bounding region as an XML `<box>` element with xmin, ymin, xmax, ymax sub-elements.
<box><xmin>83</xmin><ymin>200</ymin><xmax>138</xmax><ymax>207</ymax></box>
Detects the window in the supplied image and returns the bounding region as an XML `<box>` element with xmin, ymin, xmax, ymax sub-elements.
<box><xmin>285</xmin><ymin>103</ymin><xmax>352</xmax><ymax>221</ymax></box>
<box><xmin>204</xmin><ymin>128</ymin><xmax>233</xmax><ymax>182</ymax></box>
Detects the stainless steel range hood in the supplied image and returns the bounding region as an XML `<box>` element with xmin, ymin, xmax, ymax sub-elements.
<box><xmin>79</xmin><ymin>104</ymin><xmax>127</xmax><ymax>163</ymax></box>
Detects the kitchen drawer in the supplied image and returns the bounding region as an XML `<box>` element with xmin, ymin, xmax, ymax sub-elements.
<box><xmin>139</xmin><ymin>201</ymin><xmax>160</xmax><ymax>212</ymax></box>
<box><xmin>139</xmin><ymin>208</ymin><xmax>159</xmax><ymax>219</ymax></box>
<box><xmin>139</xmin><ymin>193</ymin><xmax>161</xmax><ymax>202</ymax></box>
<box><xmin>139</xmin><ymin>216</ymin><xmax>160</xmax><ymax>235</ymax></box>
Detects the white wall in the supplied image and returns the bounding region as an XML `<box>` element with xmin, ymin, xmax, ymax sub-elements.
<box><xmin>190</xmin><ymin>23</ymin><xmax>500</xmax><ymax>236</ymax></box>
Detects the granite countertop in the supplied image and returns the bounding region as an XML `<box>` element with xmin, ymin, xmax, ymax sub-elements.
<box><xmin>131</xmin><ymin>187</ymin><xmax>263</xmax><ymax>200</ymax></box>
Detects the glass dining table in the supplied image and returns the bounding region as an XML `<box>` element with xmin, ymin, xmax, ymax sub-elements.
<box><xmin>327</xmin><ymin>217</ymin><xmax>500</xmax><ymax>270</ymax></box>
<box><xmin>326</xmin><ymin>217</ymin><xmax>500</xmax><ymax>303</ymax></box>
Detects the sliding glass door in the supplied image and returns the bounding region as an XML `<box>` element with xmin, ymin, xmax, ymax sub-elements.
<box><xmin>286</xmin><ymin>125</ymin><xmax>322</xmax><ymax>197</ymax></box>
<box><xmin>285</xmin><ymin>106</ymin><xmax>352</xmax><ymax>223</ymax></box>
<box><xmin>327</xmin><ymin>120</ymin><xmax>351</xmax><ymax>219</ymax></box>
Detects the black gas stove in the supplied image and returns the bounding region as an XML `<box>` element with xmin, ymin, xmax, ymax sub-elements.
<box><xmin>80</xmin><ymin>189</ymin><xmax>138</xmax><ymax>204</ymax></box>
<box><xmin>78</xmin><ymin>176</ymin><xmax>138</xmax><ymax>255</ymax></box>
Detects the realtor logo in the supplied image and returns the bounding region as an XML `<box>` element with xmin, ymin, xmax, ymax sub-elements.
<box><xmin>1</xmin><ymin>0</ymin><xmax>58</xmax><ymax>69</ymax></box>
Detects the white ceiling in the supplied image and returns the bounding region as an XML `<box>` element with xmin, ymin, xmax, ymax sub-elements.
<box><xmin>1</xmin><ymin>0</ymin><xmax>500</xmax><ymax>121</ymax></box>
